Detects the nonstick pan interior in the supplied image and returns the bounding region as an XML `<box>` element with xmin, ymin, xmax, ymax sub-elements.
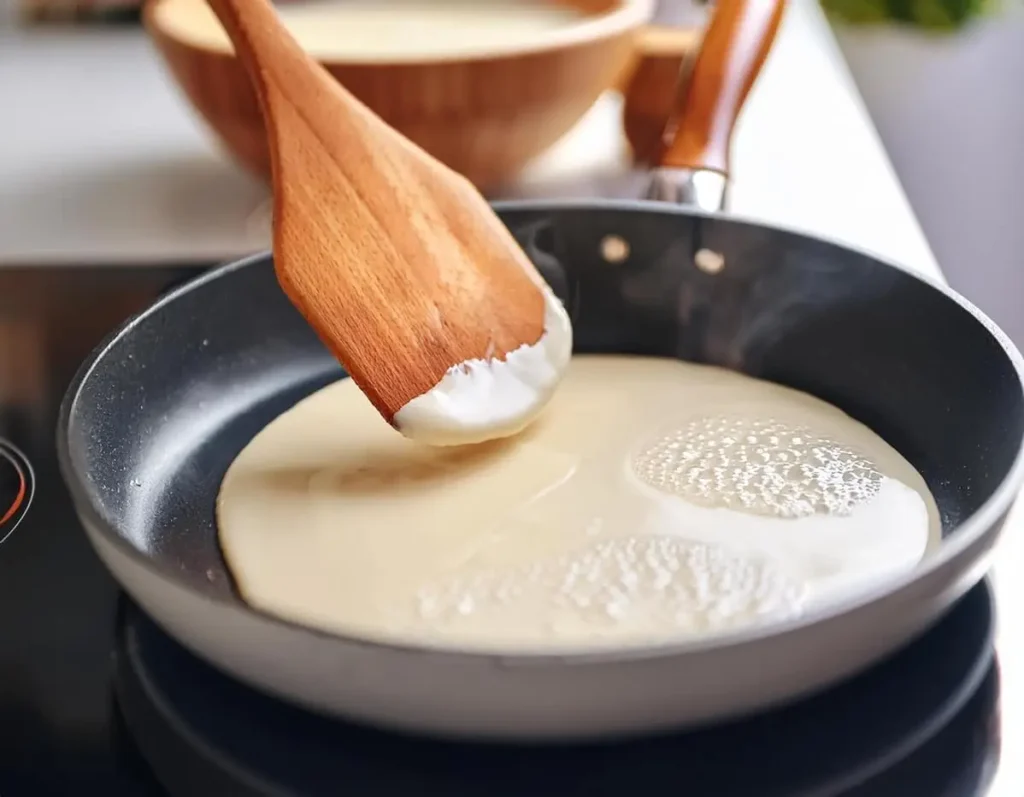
<box><xmin>62</xmin><ymin>203</ymin><xmax>1024</xmax><ymax>595</ymax></box>
<box><xmin>57</xmin><ymin>203</ymin><xmax>1024</xmax><ymax>737</ymax></box>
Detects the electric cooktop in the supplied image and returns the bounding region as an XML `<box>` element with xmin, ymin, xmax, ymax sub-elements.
<box><xmin>0</xmin><ymin>265</ymin><xmax>1020</xmax><ymax>796</ymax></box>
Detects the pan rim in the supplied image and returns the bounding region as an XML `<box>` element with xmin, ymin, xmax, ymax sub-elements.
<box><xmin>57</xmin><ymin>201</ymin><xmax>1024</xmax><ymax>664</ymax></box>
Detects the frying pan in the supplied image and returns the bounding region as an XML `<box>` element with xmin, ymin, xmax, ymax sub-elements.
<box><xmin>58</xmin><ymin>0</ymin><xmax>1024</xmax><ymax>740</ymax></box>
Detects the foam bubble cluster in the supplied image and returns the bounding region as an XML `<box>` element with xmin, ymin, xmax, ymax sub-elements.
<box><xmin>415</xmin><ymin>536</ymin><xmax>804</xmax><ymax>643</ymax></box>
<box><xmin>632</xmin><ymin>416</ymin><xmax>883</xmax><ymax>518</ymax></box>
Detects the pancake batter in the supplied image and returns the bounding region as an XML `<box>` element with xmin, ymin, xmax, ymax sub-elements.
<box><xmin>156</xmin><ymin>0</ymin><xmax>590</xmax><ymax>61</ymax></box>
<box><xmin>217</xmin><ymin>356</ymin><xmax>940</xmax><ymax>652</ymax></box>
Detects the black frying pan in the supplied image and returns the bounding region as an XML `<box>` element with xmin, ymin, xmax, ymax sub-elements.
<box><xmin>57</xmin><ymin>0</ymin><xmax>1024</xmax><ymax>740</ymax></box>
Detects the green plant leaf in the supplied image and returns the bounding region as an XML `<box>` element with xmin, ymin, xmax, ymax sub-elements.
<box><xmin>821</xmin><ymin>0</ymin><xmax>892</xmax><ymax>24</ymax></box>
<box><xmin>822</xmin><ymin>0</ymin><xmax>998</xmax><ymax>28</ymax></box>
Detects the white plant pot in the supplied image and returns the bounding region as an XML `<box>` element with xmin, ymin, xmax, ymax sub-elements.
<box><xmin>831</xmin><ymin>12</ymin><xmax>1024</xmax><ymax>341</ymax></box>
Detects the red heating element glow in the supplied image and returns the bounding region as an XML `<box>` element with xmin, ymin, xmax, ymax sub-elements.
<box><xmin>0</xmin><ymin>440</ymin><xmax>33</xmax><ymax>543</ymax></box>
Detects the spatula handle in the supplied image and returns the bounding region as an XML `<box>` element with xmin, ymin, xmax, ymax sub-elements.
<box><xmin>203</xmin><ymin>0</ymin><xmax>308</xmax><ymax>105</ymax></box>
<box><xmin>660</xmin><ymin>0</ymin><xmax>786</xmax><ymax>175</ymax></box>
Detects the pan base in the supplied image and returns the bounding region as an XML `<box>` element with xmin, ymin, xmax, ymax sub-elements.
<box><xmin>113</xmin><ymin>585</ymin><xmax>997</xmax><ymax>795</ymax></box>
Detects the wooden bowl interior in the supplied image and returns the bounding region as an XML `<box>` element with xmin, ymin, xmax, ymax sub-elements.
<box><xmin>149</xmin><ymin>0</ymin><xmax>645</xmax><ymax>63</ymax></box>
<box><xmin>146</xmin><ymin>0</ymin><xmax>650</xmax><ymax>188</ymax></box>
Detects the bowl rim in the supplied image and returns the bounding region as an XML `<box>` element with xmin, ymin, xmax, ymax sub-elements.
<box><xmin>146</xmin><ymin>0</ymin><xmax>656</xmax><ymax>65</ymax></box>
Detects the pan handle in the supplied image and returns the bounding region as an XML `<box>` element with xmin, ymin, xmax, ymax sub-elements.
<box><xmin>623</xmin><ymin>0</ymin><xmax>787</xmax><ymax>208</ymax></box>
<box><xmin>662</xmin><ymin>0</ymin><xmax>787</xmax><ymax>175</ymax></box>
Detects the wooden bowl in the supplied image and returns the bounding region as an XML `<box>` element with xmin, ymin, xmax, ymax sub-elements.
<box><xmin>145</xmin><ymin>0</ymin><xmax>653</xmax><ymax>190</ymax></box>
<box><xmin>621</xmin><ymin>25</ymin><xmax>701</xmax><ymax>164</ymax></box>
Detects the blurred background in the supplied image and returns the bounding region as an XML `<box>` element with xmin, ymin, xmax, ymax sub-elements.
<box><xmin>825</xmin><ymin>0</ymin><xmax>1024</xmax><ymax>349</ymax></box>
<box><xmin>1</xmin><ymin>0</ymin><xmax>1023</xmax><ymax>363</ymax></box>
<box><xmin>3</xmin><ymin>0</ymin><xmax>1022</xmax><ymax>345</ymax></box>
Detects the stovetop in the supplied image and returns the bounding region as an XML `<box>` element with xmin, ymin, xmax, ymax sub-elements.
<box><xmin>0</xmin><ymin>266</ymin><xmax>1021</xmax><ymax>796</ymax></box>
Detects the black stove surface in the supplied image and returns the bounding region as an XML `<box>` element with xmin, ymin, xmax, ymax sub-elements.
<box><xmin>0</xmin><ymin>267</ymin><xmax>1021</xmax><ymax>797</ymax></box>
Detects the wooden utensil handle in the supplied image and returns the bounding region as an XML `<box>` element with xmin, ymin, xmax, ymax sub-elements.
<box><xmin>661</xmin><ymin>0</ymin><xmax>786</xmax><ymax>174</ymax></box>
<box><xmin>203</xmin><ymin>0</ymin><xmax>305</xmax><ymax>101</ymax></box>
<box><xmin>203</xmin><ymin>0</ymin><xmax>369</xmax><ymax>137</ymax></box>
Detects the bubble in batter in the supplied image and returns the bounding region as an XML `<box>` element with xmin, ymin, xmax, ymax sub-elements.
<box><xmin>414</xmin><ymin>535</ymin><xmax>805</xmax><ymax>645</ymax></box>
<box><xmin>632</xmin><ymin>416</ymin><xmax>883</xmax><ymax>518</ymax></box>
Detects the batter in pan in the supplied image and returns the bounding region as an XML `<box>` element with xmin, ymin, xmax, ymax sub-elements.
<box><xmin>217</xmin><ymin>356</ymin><xmax>940</xmax><ymax>651</ymax></box>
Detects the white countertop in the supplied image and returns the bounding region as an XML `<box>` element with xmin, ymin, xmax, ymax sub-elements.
<box><xmin>0</xmin><ymin>0</ymin><xmax>938</xmax><ymax>276</ymax></box>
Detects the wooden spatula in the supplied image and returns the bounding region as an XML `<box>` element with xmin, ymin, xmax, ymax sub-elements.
<box><xmin>204</xmin><ymin>0</ymin><xmax>571</xmax><ymax>446</ymax></box>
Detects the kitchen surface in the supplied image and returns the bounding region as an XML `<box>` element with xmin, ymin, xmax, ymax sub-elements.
<box><xmin>1</xmin><ymin>0</ymin><xmax>1022</xmax><ymax>794</ymax></box>
<box><xmin>0</xmin><ymin>0</ymin><xmax>935</xmax><ymax>269</ymax></box>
